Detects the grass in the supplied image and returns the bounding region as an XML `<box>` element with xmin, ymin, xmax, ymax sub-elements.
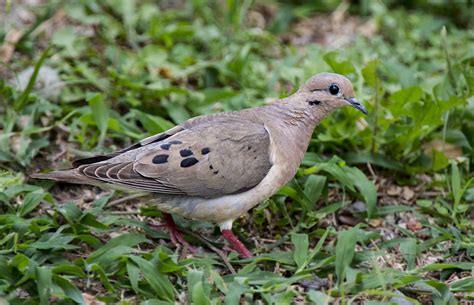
<box><xmin>0</xmin><ymin>0</ymin><xmax>473</xmax><ymax>304</ymax></box>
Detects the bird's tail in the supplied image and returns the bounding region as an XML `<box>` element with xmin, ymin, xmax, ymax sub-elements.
<box><xmin>30</xmin><ymin>169</ymin><xmax>90</xmax><ymax>184</ymax></box>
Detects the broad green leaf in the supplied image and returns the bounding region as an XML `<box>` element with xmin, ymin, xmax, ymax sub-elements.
<box><xmin>127</xmin><ymin>260</ymin><xmax>140</xmax><ymax>294</ymax></box>
<box><xmin>450</xmin><ymin>276</ymin><xmax>474</xmax><ymax>292</ymax></box>
<box><xmin>303</xmin><ymin>175</ymin><xmax>327</xmax><ymax>207</ymax></box>
<box><xmin>53</xmin><ymin>275</ymin><xmax>84</xmax><ymax>304</ymax></box>
<box><xmin>323</xmin><ymin>51</ymin><xmax>356</xmax><ymax>75</ymax></box>
<box><xmin>335</xmin><ymin>227</ymin><xmax>358</xmax><ymax>285</ymax></box>
<box><xmin>130</xmin><ymin>256</ymin><xmax>174</xmax><ymax>300</ymax></box>
<box><xmin>18</xmin><ymin>190</ymin><xmax>46</xmax><ymax>216</ymax></box>
<box><xmin>291</xmin><ymin>233</ymin><xmax>309</xmax><ymax>270</ymax></box>
<box><xmin>87</xmin><ymin>233</ymin><xmax>148</xmax><ymax>263</ymax></box>
<box><xmin>36</xmin><ymin>267</ymin><xmax>52</xmax><ymax>305</ymax></box>
<box><xmin>131</xmin><ymin>109</ymin><xmax>175</xmax><ymax>134</ymax></box>
<box><xmin>362</xmin><ymin>59</ymin><xmax>380</xmax><ymax>88</ymax></box>
<box><xmin>389</xmin><ymin>86</ymin><xmax>424</xmax><ymax>117</ymax></box>
<box><xmin>224</xmin><ymin>281</ymin><xmax>249</xmax><ymax>305</ymax></box>
<box><xmin>450</xmin><ymin>161</ymin><xmax>461</xmax><ymax>207</ymax></box>
<box><xmin>345</xmin><ymin>167</ymin><xmax>377</xmax><ymax>218</ymax></box>
<box><xmin>307</xmin><ymin>290</ymin><xmax>331</xmax><ymax>305</ymax></box>
<box><xmin>52</xmin><ymin>265</ymin><xmax>86</xmax><ymax>278</ymax></box>
<box><xmin>399</xmin><ymin>238</ymin><xmax>417</xmax><ymax>270</ymax></box>
<box><xmin>88</xmin><ymin>93</ymin><xmax>109</xmax><ymax>145</ymax></box>
<box><xmin>192</xmin><ymin>281</ymin><xmax>211</xmax><ymax>305</ymax></box>
<box><xmin>319</xmin><ymin>163</ymin><xmax>355</xmax><ymax>191</ymax></box>
<box><xmin>89</xmin><ymin>263</ymin><xmax>114</xmax><ymax>292</ymax></box>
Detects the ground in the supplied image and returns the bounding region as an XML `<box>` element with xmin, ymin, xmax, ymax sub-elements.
<box><xmin>0</xmin><ymin>1</ymin><xmax>473</xmax><ymax>304</ymax></box>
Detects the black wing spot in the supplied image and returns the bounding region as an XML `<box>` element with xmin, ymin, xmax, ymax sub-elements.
<box><xmin>152</xmin><ymin>154</ymin><xmax>169</xmax><ymax>164</ymax></box>
<box><xmin>72</xmin><ymin>155</ymin><xmax>115</xmax><ymax>167</ymax></box>
<box><xmin>213</xmin><ymin>170</ymin><xmax>219</xmax><ymax>175</ymax></box>
<box><xmin>180</xmin><ymin>149</ymin><xmax>193</xmax><ymax>157</ymax></box>
<box><xmin>247</xmin><ymin>146</ymin><xmax>252</xmax><ymax>150</ymax></box>
<box><xmin>209</xmin><ymin>165</ymin><xmax>214</xmax><ymax>170</ymax></box>
<box><xmin>161</xmin><ymin>141</ymin><xmax>182</xmax><ymax>150</ymax></box>
<box><xmin>160</xmin><ymin>143</ymin><xmax>172</xmax><ymax>150</ymax></box>
<box><xmin>201</xmin><ymin>147</ymin><xmax>210</xmax><ymax>155</ymax></box>
<box><xmin>181</xmin><ymin>158</ymin><xmax>199</xmax><ymax>168</ymax></box>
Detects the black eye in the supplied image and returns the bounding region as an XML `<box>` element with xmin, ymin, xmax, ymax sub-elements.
<box><xmin>329</xmin><ymin>84</ymin><xmax>340</xmax><ymax>95</ymax></box>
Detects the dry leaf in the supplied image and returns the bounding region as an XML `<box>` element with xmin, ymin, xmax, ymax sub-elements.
<box><xmin>423</xmin><ymin>139</ymin><xmax>463</xmax><ymax>159</ymax></box>
<box><xmin>82</xmin><ymin>293</ymin><xmax>105</xmax><ymax>305</ymax></box>
<box><xmin>387</xmin><ymin>185</ymin><xmax>401</xmax><ymax>196</ymax></box>
<box><xmin>0</xmin><ymin>28</ymin><xmax>23</xmax><ymax>63</ymax></box>
<box><xmin>402</xmin><ymin>187</ymin><xmax>415</xmax><ymax>201</ymax></box>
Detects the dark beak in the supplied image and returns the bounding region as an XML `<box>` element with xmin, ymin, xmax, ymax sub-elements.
<box><xmin>345</xmin><ymin>97</ymin><xmax>368</xmax><ymax>115</ymax></box>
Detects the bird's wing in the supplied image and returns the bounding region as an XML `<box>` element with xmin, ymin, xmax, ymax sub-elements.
<box><xmin>75</xmin><ymin>115</ymin><xmax>272</xmax><ymax>198</ymax></box>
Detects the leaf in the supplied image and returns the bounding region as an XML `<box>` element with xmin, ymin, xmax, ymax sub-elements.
<box><xmin>52</xmin><ymin>26</ymin><xmax>79</xmax><ymax>56</ymax></box>
<box><xmin>308</xmin><ymin>290</ymin><xmax>331</xmax><ymax>305</ymax></box>
<box><xmin>53</xmin><ymin>275</ymin><xmax>85</xmax><ymax>304</ymax></box>
<box><xmin>399</xmin><ymin>238</ymin><xmax>417</xmax><ymax>270</ymax></box>
<box><xmin>389</xmin><ymin>86</ymin><xmax>424</xmax><ymax>117</ymax></box>
<box><xmin>36</xmin><ymin>267</ymin><xmax>52</xmax><ymax>305</ymax></box>
<box><xmin>323</xmin><ymin>51</ymin><xmax>356</xmax><ymax>75</ymax></box>
<box><xmin>79</xmin><ymin>213</ymin><xmax>109</xmax><ymax>230</ymax></box>
<box><xmin>224</xmin><ymin>281</ymin><xmax>249</xmax><ymax>305</ymax></box>
<box><xmin>17</xmin><ymin>190</ymin><xmax>46</xmax><ymax>216</ymax></box>
<box><xmin>187</xmin><ymin>269</ymin><xmax>203</xmax><ymax>303</ymax></box>
<box><xmin>335</xmin><ymin>227</ymin><xmax>358</xmax><ymax>285</ymax></box>
<box><xmin>362</xmin><ymin>59</ymin><xmax>380</xmax><ymax>88</ymax></box>
<box><xmin>129</xmin><ymin>256</ymin><xmax>174</xmax><ymax>301</ymax></box>
<box><xmin>345</xmin><ymin>167</ymin><xmax>377</xmax><ymax>218</ymax></box>
<box><xmin>15</xmin><ymin>47</ymin><xmax>51</xmax><ymax>110</ymax></box>
<box><xmin>89</xmin><ymin>263</ymin><xmax>114</xmax><ymax>292</ymax></box>
<box><xmin>303</xmin><ymin>175</ymin><xmax>327</xmax><ymax>207</ymax></box>
<box><xmin>450</xmin><ymin>276</ymin><xmax>474</xmax><ymax>292</ymax></box>
<box><xmin>192</xmin><ymin>282</ymin><xmax>211</xmax><ymax>305</ymax></box>
<box><xmin>87</xmin><ymin>233</ymin><xmax>148</xmax><ymax>264</ymax></box>
<box><xmin>319</xmin><ymin>162</ymin><xmax>355</xmax><ymax>191</ymax></box>
<box><xmin>52</xmin><ymin>265</ymin><xmax>86</xmax><ymax>278</ymax></box>
<box><xmin>343</xmin><ymin>152</ymin><xmax>404</xmax><ymax>171</ymax></box>
<box><xmin>127</xmin><ymin>260</ymin><xmax>140</xmax><ymax>294</ymax></box>
<box><xmin>450</xmin><ymin>161</ymin><xmax>461</xmax><ymax>207</ymax></box>
<box><xmin>88</xmin><ymin>93</ymin><xmax>109</xmax><ymax>146</ymax></box>
<box><xmin>291</xmin><ymin>233</ymin><xmax>309</xmax><ymax>270</ymax></box>
<box><xmin>131</xmin><ymin>109</ymin><xmax>175</xmax><ymax>134</ymax></box>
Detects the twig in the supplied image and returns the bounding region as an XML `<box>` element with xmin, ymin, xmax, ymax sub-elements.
<box><xmin>52</xmin><ymin>149</ymin><xmax>67</xmax><ymax>161</ymax></box>
<box><xmin>107</xmin><ymin>193</ymin><xmax>147</xmax><ymax>208</ymax></box>
<box><xmin>181</xmin><ymin>228</ymin><xmax>236</xmax><ymax>274</ymax></box>
<box><xmin>109</xmin><ymin>210</ymin><xmax>140</xmax><ymax>215</ymax></box>
<box><xmin>367</xmin><ymin>162</ymin><xmax>377</xmax><ymax>181</ymax></box>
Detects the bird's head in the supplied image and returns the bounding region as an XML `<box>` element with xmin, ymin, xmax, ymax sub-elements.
<box><xmin>298</xmin><ymin>72</ymin><xmax>368</xmax><ymax>115</ymax></box>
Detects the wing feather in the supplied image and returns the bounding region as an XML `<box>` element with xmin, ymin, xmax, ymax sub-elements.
<box><xmin>70</xmin><ymin>113</ymin><xmax>272</xmax><ymax>198</ymax></box>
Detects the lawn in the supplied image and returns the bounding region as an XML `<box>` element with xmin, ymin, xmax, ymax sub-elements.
<box><xmin>0</xmin><ymin>1</ymin><xmax>473</xmax><ymax>304</ymax></box>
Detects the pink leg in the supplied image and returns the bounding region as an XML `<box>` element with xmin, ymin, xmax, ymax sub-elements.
<box><xmin>160</xmin><ymin>213</ymin><xmax>197</xmax><ymax>253</ymax></box>
<box><xmin>221</xmin><ymin>229</ymin><xmax>252</xmax><ymax>258</ymax></box>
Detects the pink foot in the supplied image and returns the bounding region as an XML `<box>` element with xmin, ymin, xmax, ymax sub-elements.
<box><xmin>221</xmin><ymin>229</ymin><xmax>252</xmax><ymax>258</ymax></box>
<box><xmin>158</xmin><ymin>213</ymin><xmax>197</xmax><ymax>254</ymax></box>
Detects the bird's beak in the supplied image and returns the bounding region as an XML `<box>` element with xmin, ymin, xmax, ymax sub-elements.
<box><xmin>345</xmin><ymin>97</ymin><xmax>368</xmax><ymax>115</ymax></box>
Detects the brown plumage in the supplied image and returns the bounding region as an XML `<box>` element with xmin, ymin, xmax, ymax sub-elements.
<box><xmin>32</xmin><ymin>72</ymin><xmax>367</xmax><ymax>257</ymax></box>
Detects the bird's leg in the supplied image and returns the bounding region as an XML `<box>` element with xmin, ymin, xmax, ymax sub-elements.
<box><xmin>160</xmin><ymin>213</ymin><xmax>197</xmax><ymax>253</ymax></box>
<box><xmin>221</xmin><ymin>229</ymin><xmax>252</xmax><ymax>258</ymax></box>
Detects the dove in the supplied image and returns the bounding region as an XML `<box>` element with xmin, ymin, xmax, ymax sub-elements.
<box><xmin>32</xmin><ymin>72</ymin><xmax>367</xmax><ymax>258</ymax></box>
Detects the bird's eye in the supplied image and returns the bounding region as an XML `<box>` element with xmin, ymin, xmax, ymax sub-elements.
<box><xmin>329</xmin><ymin>84</ymin><xmax>340</xmax><ymax>96</ymax></box>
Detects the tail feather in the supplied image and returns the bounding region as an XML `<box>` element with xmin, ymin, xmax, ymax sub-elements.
<box><xmin>30</xmin><ymin>169</ymin><xmax>90</xmax><ymax>184</ymax></box>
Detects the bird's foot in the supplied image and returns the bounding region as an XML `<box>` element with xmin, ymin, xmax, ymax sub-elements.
<box><xmin>221</xmin><ymin>229</ymin><xmax>252</xmax><ymax>258</ymax></box>
<box><xmin>159</xmin><ymin>213</ymin><xmax>198</xmax><ymax>254</ymax></box>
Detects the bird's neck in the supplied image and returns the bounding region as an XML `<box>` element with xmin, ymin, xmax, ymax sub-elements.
<box><xmin>268</xmin><ymin>96</ymin><xmax>328</xmax><ymax>130</ymax></box>
<box><xmin>257</xmin><ymin>97</ymin><xmax>328</xmax><ymax>178</ymax></box>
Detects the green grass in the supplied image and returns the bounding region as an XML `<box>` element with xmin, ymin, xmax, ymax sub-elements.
<box><xmin>0</xmin><ymin>0</ymin><xmax>473</xmax><ymax>304</ymax></box>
